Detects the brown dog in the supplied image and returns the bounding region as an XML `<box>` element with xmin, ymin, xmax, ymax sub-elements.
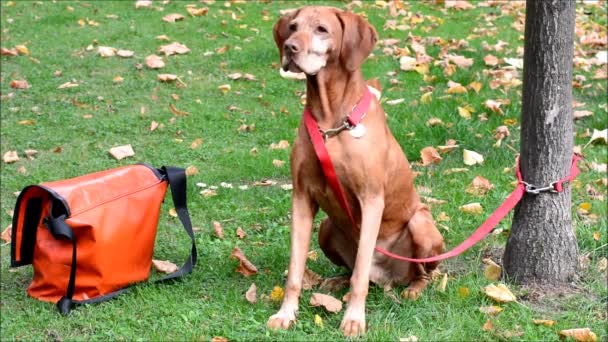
<box><xmin>267</xmin><ymin>6</ymin><xmax>444</xmax><ymax>336</ymax></box>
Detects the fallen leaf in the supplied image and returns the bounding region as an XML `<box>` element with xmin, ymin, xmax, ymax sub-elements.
<box><xmin>10</xmin><ymin>80</ymin><xmax>30</xmax><ymax>89</ymax></box>
<box><xmin>112</xmin><ymin>75</ymin><xmax>124</xmax><ymax>84</ymax></box>
<box><xmin>314</xmin><ymin>314</ymin><xmax>324</xmax><ymax>328</ymax></box>
<box><xmin>152</xmin><ymin>259</ymin><xmax>178</xmax><ymax>274</ymax></box>
<box><xmin>482</xmin><ymin>319</ymin><xmax>494</xmax><ymax>331</ymax></box>
<box><xmin>24</xmin><ymin>149</ymin><xmax>37</xmax><ymax>159</ymax></box>
<box><xmin>460</xmin><ymin>202</ymin><xmax>483</xmax><ymax>215</ymax></box>
<box><xmin>230</xmin><ymin>246</ymin><xmax>258</xmax><ymax>277</ymax></box>
<box><xmin>245</xmin><ymin>283</ymin><xmax>257</xmax><ymax>304</ymax></box>
<box><xmin>458</xmin><ymin>286</ymin><xmax>470</xmax><ymax>298</ymax></box>
<box><xmin>483</xmin><ymin>258</ymin><xmax>502</xmax><ymax>281</ymax></box>
<box><xmin>479</xmin><ymin>306</ymin><xmax>503</xmax><ymax>316</ymax></box>
<box><xmin>158</xmin><ymin>74</ymin><xmax>178</xmax><ymax>82</ymax></box>
<box><xmin>592</xmin><ymin>231</ymin><xmax>601</xmax><ymax>241</ymax></box>
<box><xmin>573</xmin><ymin>110</ymin><xmax>594</xmax><ymax>120</ymax></box>
<box><xmin>585</xmin><ymin>128</ymin><xmax>607</xmax><ymax>147</ymax></box>
<box><xmin>116</xmin><ymin>49</ymin><xmax>134</xmax><ymax>58</ymax></box>
<box><xmin>218</xmin><ymin>84</ymin><xmax>231</xmax><ymax>94</ymax></box>
<box><xmin>437</xmin><ymin>273</ymin><xmax>448</xmax><ymax>292</ymax></box>
<box><xmin>308</xmin><ymin>250</ymin><xmax>318</xmax><ymax>261</ymax></box>
<box><xmin>1</xmin><ymin>225</ymin><xmax>11</xmax><ymax>243</ymax></box>
<box><xmin>559</xmin><ymin>328</ymin><xmax>597</xmax><ymax>342</ymax></box>
<box><xmin>420</xmin><ymin>91</ymin><xmax>433</xmax><ymax>104</ymax></box>
<box><xmin>504</xmin><ymin>57</ymin><xmax>523</xmax><ymax>69</ymax></box>
<box><xmin>162</xmin><ymin>13</ymin><xmax>185</xmax><ymax>23</ymax></box>
<box><xmin>446</xmin><ymin>80</ymin><xmax>468</xmax><ymax>94</ymax></box>
<box><xmin>270</xmin><ymin>286</ymin><xmax>284</xmax><ymax>302</ymax></box>
<box><xmin>273</xmin><ymin>159</ymin><xmax>285</xmax><ymax>168</ymax></box>
<box><xmin>484</xmin><ymin>99</ymin><xmax>504</xmax><ymax>115</ymax></box>
<box><xmin>310</xmin><ymin>293</ymin><xmax>342</xmax><ymax>313</ymax></box>
<box><xmin>236</xmin><ymin>227</ymin><xmax>246</xmax><ymax>239</ymax></box>
<box><xmin>169</xmin><ymin>103</ymin><xmax>189</xmax><ymax>116</ymax></box>
<box><xmin>108</xmin><ymin>145</ymin><xmax>135</xmax><ymax>160</ymax></box>
<box><xmin>302</xmin><ymin>268</ymin><xmax>322</xmax><ymax>290</ymax></box>
<box><xmin>150</xmin><ymin>121</ymin><xmax>159</xmax><ymax>131</ymax></box>
<box><xmin>468</xmin><ymin>81</ymin><xmax>482</xmax><ymax>93</ymax></box>
<box><xmin>484</xmin><ymin>54</ymin><xmax>500</xmax><ymax>66</ymax></box>
<box><xmin>466</xmin><ymin>176</ymin><xmax>494</xmax><ymax>196</ymax></box>
<box><xmin>447</xmin><ymin>54</ymin><xmax>473</xmax><ymax>68</ymax></box>
<box><xmin>533</xmin><ymin>319</ymin><xmax>555</xmax><ymax>327</ymax></box>
<box><xmin>58</xmin><ymin>82</ymin><xmax>79</xmax><ymax>89</ymax></box>
<box><xmin>420</xmin><ymin>146</ymin><xmax>442</xmax><ymax>166</ymax></box>
<box><xmin>186</xmin><ymin>6</ymin><xmax>208</xmax><ymax>16</ymax></box>
<box><xmin>145</xmin><ymin>54</ymin><xmax>165</xmax><ymax>69</ymax></box>
<box><xmin>135</xmin><ymin>0</ymin><xmax>152</xmax><ymax>9</ymax></box>
<box><xmin>270</xmin><ymin>140</ymin><xmax>290</xmax><ymax>150</ymax></box>
<box><xmin>597</xmin><ymin>257</ymin><xmax>607</xmax><ymax>272</ymax></box>
<box><xmin>15</xmin><ymin>44</ymin><xmax>29</xmax><ymax>55</ymax></box>
<box><xmin>158</xmin><ymin>42</ymin><xmax>190</xmax><ymax>56</ymax></box>
<box><xmin>422</xmin><ymin>196</ymin><xmax>447</xmax><ymax>205</ymax></box>
<box><xmin>484</xmin><ymin>283</ymin><xmax>516</xmax><ymax>303</ymax></box>
<box><xmin>156</xmin><ymin>34</ymin><xmax>170</xmax><ymax>41</ymax></box>
<box><xmin>494</xmin><ymin>125</ymin><xmax>510</xmax><ymax>140</ymax></box>
<box><xmin>3</xmin><ymin>151</ymin><xmax>19</xmax><ymax>163</ymax></box>
<box><xmin>211</xmin><ymin>337</ymin><xmax>228</xmax><ymax>342</ymax></box>
<box><xmin>168</xmin><ymin>208</ymin><xmax>178</xmax><ymax>217</ymax></box>
<box><xmin>213</xmin><ymin>221</ymin><xmax>224</xmax><ymax>239</ymax></box>
<box><xmin>426</xmin><ymin>117</ymin><xmax>443</xmax><ymax>126</ymax></box>
<box><xmin>445</xmin><ymin>0</ymin><xmax>474</xmax><ymax>9</ymax></box>
<box><xmin>200</xmin><ymin>189</ymin><xmax>217</xmax><ymax>198</ymax></box>
<box><xmin>386</xmin><ymin>98</ymin><xmax>405</xmax><ymax>106</ymax></box>
<box><xmin>589</xmin><ymin>162</ymin><xmax>607</xmax><ymax>173</ymax></box>
<box><xmin>399</xmin><ymin>336</ymin><xmax>418</xmax><ymax>342</ymax></box>
<box><xmin>98</xmin><ymin>46</ymin><xmax>117</xmax><ymax>57</ymax></box>
<box><xmin>463</xmin><ymin>149</ymin><xmax>484</xmax><ymax>166</ymax></box>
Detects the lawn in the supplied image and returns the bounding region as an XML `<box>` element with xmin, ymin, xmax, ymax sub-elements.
<box><xmin>1</xmin><ymin>0</ymin><xmax>606</xmax><ymax>340</ymax></box>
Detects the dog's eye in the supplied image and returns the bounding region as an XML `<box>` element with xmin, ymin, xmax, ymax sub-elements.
<box><xmin>316</xmin><ymin>25</ymin><xmax>328</xmax><ymax>34</ymax></box>
<box><xmin>289</xmin><ymin>23</ymin><xmax>297</xmax><ymax>31</ymax></box>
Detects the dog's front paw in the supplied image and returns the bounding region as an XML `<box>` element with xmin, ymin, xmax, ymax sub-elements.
<box><xmin>267</xmin><ymin>308</ymin><xmax>297</xmax><ymax>330</ymax></box>
<box><xmin>340</xmin><ymin>307</ymin><xmax>366</xmax><ymax>337</ymax></box>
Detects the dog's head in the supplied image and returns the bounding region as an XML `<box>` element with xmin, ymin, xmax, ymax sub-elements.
<box><xmin>273</xmin><ymin>6</ymin><xmax>377</xmax><ymax>75</ymax></box>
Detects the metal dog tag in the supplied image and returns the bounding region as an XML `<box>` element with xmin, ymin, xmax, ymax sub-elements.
<box><xmin>349</xmin><ymin>124</ymin><xmax>366</xmax><ymax>138</ymax></box>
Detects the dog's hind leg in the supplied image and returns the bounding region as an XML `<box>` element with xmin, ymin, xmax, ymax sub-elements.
<box><xmin>402</xmin><ymin>204</ymin><xmax>444</xmax><ymax>300</ymax></box>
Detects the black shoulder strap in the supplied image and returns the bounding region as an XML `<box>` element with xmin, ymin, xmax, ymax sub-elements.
<box><xmin>50</xmin><ymin>166</ymin><xmax>198</xmax><ymax>315</ymax></box>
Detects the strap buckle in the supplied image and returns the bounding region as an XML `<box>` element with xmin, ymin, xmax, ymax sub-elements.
<box><xmin>521</xmin><ymin>181</ymin><xmax>559</xmax><ymax>194</ymax></box>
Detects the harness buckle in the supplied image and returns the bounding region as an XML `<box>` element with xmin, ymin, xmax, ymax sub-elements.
<box><xmin>522</xmin><ymin>181</ymin><xmax>558</xmax><ymax>195</ymax></box>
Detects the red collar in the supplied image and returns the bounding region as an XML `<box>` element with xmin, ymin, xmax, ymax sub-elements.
<box><xmin>303</xmin><ymin>86</ymin><xmax>372</xmax><ymax>140</ymax></box>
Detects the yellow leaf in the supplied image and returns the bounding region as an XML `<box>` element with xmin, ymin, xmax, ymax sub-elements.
<box><xmin>314</xmin><ymin>314</ymin><xmax>324</xmax><ymax>328</ymax></box>
<box><xmin>218</xmin><ymin>84</ymin><xmax>231</xmax><ymax>94</ymax></box>
<box><xmin>463</xmin><ymin>149</ymin><xmax>484</xmax><ymax>166</ymax></box>
<box><xmin>270</xmin><ymin>286</ymin><xmax>284</xmax><ymax>302</ymax></box>
<box><xmin>15</xmin><ymin>45</ymin><xmax>29</xmax><ymax>56</ymax></box>
<box><xmin>479</xmin><ymin>306</ymin><xmax>503</xmax><ymax>316</ymax></box>
<box><xmin>415</xmin><ymin>63</ymin><xmax>429</xmax><ymax>74</ymax></box>
<box><xmin>420</xmin><ymin>91</ymin><xmax>433</xmax><ymax>104</ymax></box>
<box><xmin>483</xmin><ymin>258</ymin><xmax>502</xmax><ymax>281</ymax></box>
<box><xmin>468</xmin><ymin>81</ymin><xmax>482</xmax><ymax>93</ymax></box>
<box><xmin>437</xmin><ymin>273</ymin><xmax>448</xmax><ymax>292</ymax></box>
<box><xmin>185</xmin><ymin>166</ymin><xmax>198</xmax><ymax>177</ymax></box>
<box><xmin>592</xmin><ymin>231</ymin><xmax>601</xmax><ymax>241</ymax></box>
<box><xmin>458</xmin><ymin>286</ymin><xmax>470</xmax><ymax>298</ymax></box>
<box><xmin>459</xmin><ymin>202</ymin><xmax>483</xmax><ymax>215</ymax></box>
<box><xmin>447</xmin><ymin>85</ymin><xmax>468</xmax><ymax>94</ymax></box>
<box><xmin>504</xmin><ymin>118</ymin><xmax>518</xmax><ymax>126</ymax></box>
<box><xmin>484</xmin><ymin>283</ymin><xmax>516</xmax><ymax>303</ymax></box>
<box><xmin>533</xmin><ymin>319</ymin><xmax>555</xmax><ymax>327</ymax></box>
<box><xmin>168</xmin><ymin>208</ymin><xmax>178</xmax><ymax>217</ymax></box>
<box><xmin>458</xmin><ymin>106</ymin><xmax>472</xmax><ymax>119</ymax></box>
<box><xmin>559</xmin><ymin>328</ymin><xmax>597</xmax><ymax>342</ymax></box>
<box><xmin>579</xmin><ymin>202</ymin><xmax>592</xmax><ymax>211</ymax></box>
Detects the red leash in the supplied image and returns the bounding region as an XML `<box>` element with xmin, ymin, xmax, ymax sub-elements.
<box><xmin>303</xmin><ymin>88</ymin><xmax>582</xmax><ymax>263</ymax></box>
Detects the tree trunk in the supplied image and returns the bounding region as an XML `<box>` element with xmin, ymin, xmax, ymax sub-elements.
<box><xmin>503</xmin><ymin>0</ymin><xmax>577</xmax><ymax>284</ymax></box>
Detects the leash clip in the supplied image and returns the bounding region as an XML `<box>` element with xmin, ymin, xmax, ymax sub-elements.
<box><xmin>522</xmin><ymin>181</ymin><xmax>558</xmax><ymax>195</ymax></box>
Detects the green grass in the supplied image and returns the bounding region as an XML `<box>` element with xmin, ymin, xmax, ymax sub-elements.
<box><xmin>1</xmin><ymin>0</ymin><xmax>606</xmax><ymax>340</ymax></box>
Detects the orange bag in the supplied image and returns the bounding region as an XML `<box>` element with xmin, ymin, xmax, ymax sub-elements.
<box><xmin>10</xmin><ymin>164</ymin><xmax>197</xmax><ymax>315</ymax></box>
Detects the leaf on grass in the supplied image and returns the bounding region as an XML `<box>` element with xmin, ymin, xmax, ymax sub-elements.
<box><xmin>116</xmin><ymin>49</ymin><xmax>134</xmax><ymax>58</ymax></box>
<box><xmin>447</xmin><ymin>54</ymin><xmax>473</xmax><ymax>68</ymax></box>
<box><xmin>458</xmin><ymin>286</ymin><xmax>470</xmax><ymax>298</ymax></box>
<box><xmin>573</xmin><ymin>110</ymin><xmax>593</xmax><ymax>120</ymax></box>
<box><xmin>152</xmin><ymin>259</ymin><xmax>178</xmax><ymax>274</ymax></box>
<box><xmin>213</xmin><ymin>221</ymin><xmax>224</xmax><ymax>239</ymax></box>
<box><xmin>302</xmin><ymin>268</ymin><xmax>322</xmax><ymax>290</ymax></box>
<box><xmin>236</xmin><ymin>227</ymin><xmax>246</xmax><ymax>239</ymax></box>
<box><xmin>479</xmin><ymin>306</ymin><xmax>503</xmax><ymax>316</ymax></box>
<box><xmin>158</xmin><ymin>74</ymin><xmax>178</xmax><ymax>82</ymax></box>
<box><xmin>3</xmin><ymin>151</ymin><xmax>19</xmax><ymax>163</ymax></box>
<box><xmin>150</xmin><ymin>121</ymin><xmax>159</xmax><ymax>131</ymax></box>
<box><xmin>399</xmin><ymin>336</ymin><xmax>418</xmax><ymax>342</ymax></box>
<box><xmin>186</xmin><ymin>6</ymin><xmax>208</xmax><ymax>16</ymax></box>
<box><xmin>420</xmin><ymin>91</ymin><xmax>433</xmax><ymax>104</ymax></box>
<box><xmin>24</xmin><ymin>149</ymin><xmax>37</xmax><ymax>159</ymax></box>
<box><xmin>169</xmin><ymin>103</ymin><xmax>189</xmax><ymax>116</ymax></box>
<box><xmin>437</xmin><ymin>273</ymin><xmax>448</xmax><ymax>292</ymax></box>
<box><xmin>533</xmin><ymin>319</ymin><xmax>555</xmax><ymax>327</ymax></box>
<box><xmin>445</xmin><ymin>0</ymin><xmax>474</xmax><ymax>9</ymax></box>
<box><xmin>559</xmin><ymin>328</ymin><xmax>597</xmax><ymax>342</ymax></box>
<box><xmin>245</xmin><ymin>283</ymin><xmax>257</xmax><ymax>304</ymax></box>
<box><xmin>158</xmin><ymin>42</ymin><xmax>190</xmax><ymax>56</ymax></box>
<box><xmin>386</xmin><ymin>98</ymin><xmax>405</xmax><ymax>106</ymax></box>
<box><xmin>460</xmin><ymin>202</ymin><xmax>483</xmax><ymax>215</ymax></box>
<box><xmin>270</xmin><ymin>140</ymin><xmax>290</xmax><ymax>150</ymax></box>
<box><xmin>211</xmin><ymin>337</ymin><xmax>228</xmax><ymax>342</ymax></box>
<box><xmin>483</xmin><ymin>258</ymin><xmax>502</xmax><ymax>281</ymax></box>
<box><xmin>310</xmin><ymin>293</ymin><xmax>342</xmax><ymax>313</ymax></box>
<box><xmin>168</xmin><ymin>208</ymin><xmax>178</xmax><ymax>217</ymax></box>
<box><xmin>135</xmin><ymin>0</ymin><xmax>152</xmax><ymax>9</ymax></box>
<box><xmin>484</xmin><ymin>54</ymin><xmax>500</xmax><ymax>66</ymax></box>
<box><xmin>484</xmin><ymin>283</ymin><xmax>516</xmax><ymax>303</ymax></box>
<box><xmin>504</xmin><ymin>58</ymin><xmax>523</xmax><ymax>69</ymax></box>
<box><xmin>586</xmin><ymin>129</ymin><xmax>607</xmax><ymax>146</ymax></box>
<box><xmin>218</xmin><ymin>84</ymin><xmax>231</xmax><ymax>94</ymax></box>
<box><xmin>145</xmin><ymin>54</ymin><xmax>165</xmax><ymax>69</ymax></box>
<box><xmin>109</xmin><ymin>144</ymin><xmax>135</xmax><ymax>160</ymax></box>
<box><xmin>98</xmin><ymin>46</ymin><xmax>117</xmax><ymax>57</ymax></box>
<box><xmin>231</xmin><ymin>246</ymin><xmax>258</xmax><ymax>277</ymax></box>
<box><xmin>468</xmin><ymin>81</ymin><xmax>482</xmax><ymax>93</ymax></box>
<box><xmin>185</xmin><ymin>165</ymin><xmax>198</xmax><ymax>176</ymax></box>
<box><xmin>482</xmin><ymin>319</ymin><xmax>493</xmax><ymax>331</ymax></box>
<box><xmin>426</xmin><ymin>117</ymin><xmax>443</xmax><ymax>126</ymax></box>
<box><xmin>314</xmin><ymin>314</ymin><xmax>324</xmax><ymax>328</ymax></box>
<box><xmin>589</xmin><ymin>162</ymin><xmax>607</xmax><ymax>173</ymax></box>
<box><xmin>10</xmin><ymin>80</ymin><xmax>30</xmax><ymax>89</ymax></box>
<box><xmin>273</xmin><ymin>159</ymin><xmax>285</xmax><ymax>168</ymax></box>
<box><xmin>270</xmin><ymin>286</ymin><xmax>284</xmax><ymax>302</ymax></box>
<box><xmin>162</xmin><ymin>13</ymin><xmax>185</xmax><ymax>23</ymax></box>
<box><xmin>463</xmin><ymin>149</ymin><xmax>484</xmax><ymax>165</ymax></box>
<box><xmin>200</xmin><ymin>188</ymin><xmax>217</xmax><ymax>198</ymax></box>
<box><xmin>484</xmin><ymin>100</ymin><xmax>504</xmax><ymax>115</ymax></box>
<box><xmin>466</xmin><ymin>176</ymin><xmax>494</xmax><ymax>196</ymax></box>
<box><xmin>15</xmin><ymin>45</ymin><xmax>29</xmax><ymax>56</ymax></box>
<box><xmin>446</xmin><ymin>80</ymin><xmax>468</xmax><ymax>94</ymax></box>
<box><xmin>1</xmin><ymin>225</ymin><xmax>11</xmax><ymax>243</ymax></box>
<box><xmin>597</xmin><ymin>257</ymin><xmax>607</xmax><ymax>272</ymax></box>
<box><xmin>420</xmin><ymin>146</ymin><xmax>442</xmax><ymax>166</ymax></box>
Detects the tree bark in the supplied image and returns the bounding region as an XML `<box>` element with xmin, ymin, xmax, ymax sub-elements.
<box><xmin>503</xmin><ymin>0</ymin><xmax>577</xmax><ymax>284</ymax></box>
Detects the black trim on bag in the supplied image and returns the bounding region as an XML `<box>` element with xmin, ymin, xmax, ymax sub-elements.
<box><xmin>139</xmin><ymin>163</ymin><xmax>166</xmax><ymax>181</ymax></box>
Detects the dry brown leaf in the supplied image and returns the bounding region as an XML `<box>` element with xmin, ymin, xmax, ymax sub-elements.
<box><xmin>533</xmin><ymin>319</ymin><xmax>555</xmax><ymax>327</ymax></box>
<box><xmin>468</xmin><ymin>81</ymin><xmax>482</xmax><ymax>93</ymax></box>
<box><xmin>1</xmin><ymin>225</ymin><xmax>11</xmax><ymax>243</ymax></box>
<box><xmin>484</xmin><ymin>283</ymin><xmax>516</xmax><ymax>303</ymax></box>
<box><xmin>109</xmin><ymin>144</ymin><xmax>135</xmax><ymax>160</ymax></box>
<box><xmin>116</xmin><ymin>49</ymin><xmax>134</xmax><ymax>58</ymax></box>
<box><xmin>185</xmin><ymin>166</ymin><xmax>198</xmax><ymax>177</ymax></box>
<box><xmin>447</xmin><ymin>54</ymin><xmax>473</xmax><ymax>68</ymax></box>
<box><xmin>484</xmin><ymin>54</ymin><xmax>500</xmax><ymax>66</ymax></box>
<box><xmin>463</xmin><ymin>149</ymin><xmax>484</xmax><ymax>166</ymax></box>
<box><xmin>494</xmin><ymin>125</ymin><xmax>510</xmax><ymax>140</ymax></box>
<box><xmin>272</xmin><ymin>159</ymin><xmax>285</xmax><ymax>168</ymax></box>
<box><xmin>420</xmin><ymin>146</ymin><xmax>442</xmax><ymax>166</ymax></box>
<box><xmin>230</xmin><ymin>246</ymin><xmax>258</xmax><ymax>277</ymax></box>
<box><xmin>150</xmin><ymin>121</ymin><xmax>159</xmax><ymax>131</ymax></box>
<box><xmin>162</xmin><ymin>13</ymin><xmax>185</xmax><ymax>23</ymax></box>
<box><xmin>484</xmin><ymin>99</ymin><xmax>504</xmax><ymax>115</ymax></box>
<box><xmin>152</xmin><ymin>259</ymin><xmax>178</xmax><ymax>274</ymax></box>
<box><xmin>213</xmin><ymin>221</ymin><xmax>224</xmax><ymax>239</ymax></box>
<box><xmin>135</xmin><ymin>0</ymin><xmax>152</xmax><ymax>9</ymax></box>
<box><xmin>479</xmin><ymin>306</ymin><xmax>503</xmax><ymax>316</ymax></box>
<box><xmin>98</xmin><ymin>46</ymin><xmax>117</xmax><ymax>57</ymax></box>
<box><xmin>302</xmin><ymin>268</ymin><xmax>322</xmax><ymax>290</ymax></box>
<box><xmin>10</xmin><ymin>80</ymin><xmax>30</xmax><ymax>89</ymax></box>
<box><xmin>466</xmin><ymin>176</ymin><xmax>494</xmax><ymax>196</ymax></box>
<box><xmin>446</xmin><ymin>80</ymin><xmax>468</xmax><ymax>94</ymax></box>
<box><xmin>482</xmin><ymin>319</ymin><xmax>494</xmax><ymax>331</ymax></box>
<box><xmin>200</xmin><ymin>189</ymin><xmax>217</xmax><ymax>198</ymax></box>
<box><xmin>156</xmin><ymin>34</ymin><xmax>170</xmax><ymax>41</ymax></box>
<box><xmin>187</xmin><ymin>6</ymin><xmax>208</xmax><ymax>16</ymax></box>
<box><xmin>483</xmin><ymin>258</ymin><xmax>502</xmax><ymax>281</ymax></box>
<box><xmin>24</xmin><ymin>149</ymin><xmax>38</xmax><ymax>159</ymax></box>
<box><xmin>459</xmin><ymin>202</ymin><xmax>483</xmax><ymax>215</ymax></box>
<box><xmin>270</xmin><ymin>140</ymin><xmax>290</xmax><ymax>150</ymax></box>
<box><xmin>168</xmin><ymin>208</ymin><xmax>178</xmax><ymax>217</ymax></box>
<box><xmin>145</xmin><ymin>54</ymin><xmax>165</xmax><ymax>69</ymax></box>
<box><xmin>445</xmin><ymin>0</ymin><xmax>474</xmax><ymax>10</ymax></box>
<box><xmin>211</xmin><ymin>337</ymin><xmax>228</xmax><ymax>342</ymax></box>
<box><xmin>169</xmin><ymin>103</ymin><xmax>190</xmax><ymax>116</ymax></box>
<box><xmin>58</xmin><ymin>82</ymin><xmax>79</xmax><ymax>89</ymax></box>
<box><xmin>3</xmin><ymin>151</ymin><xmax>19</xmax><ymax>163</ymax></box>
<box><xmin>437</xmin><ymin>273</ymin><xmax>448</xmax><ymax>292</ymax></box>
<box><xmin>310</xmin><ymin>293</ymin><xmax>342</xmax><ymax>313</ymax></box>
<box><xmin>218</xmin><ymin>84</ymin><xmax>231</xmax><ymax>94</ymax></box>
<box><xmin>245</xmin><ymin>283</ymin><xmax>257</xmax><ymax>304</ymax></box>
<box><xmin>426</xmin><ymin>117</ymin><xmax>443</xmax><ymax>126</ymax></box>
<box><xmin>158</xmin><ymin>42</ymin><xmax>190</xmax><ymax>56</ymax></box>
<box><xmin>586</xmin><ymin>129</ymin><xmax>607</xmax><ymax>147</ymax></box>
<box><xmin>158</xmin><ymin>74</ymin><xmax>177</xmax><ymax>82</ymax></box>
<box><xmin>236</xmin><ymin>227</ymin><xmax>246</xmax><ymax>239</ymax></box>
<box><xmin>559</xmin><ymin>328</ymin><xmax>597</xmax><ymax>342</ymax></box>
<box><xmin>573</xmin><ymin>110</ymin><xmax>594</xmax><ymax>120</ymax></box>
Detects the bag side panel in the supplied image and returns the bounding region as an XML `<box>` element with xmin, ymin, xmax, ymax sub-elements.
<box><xmin>11</xmin><ymin>186</ymin><xmax>53</xmax><ymax>266</ymax></box>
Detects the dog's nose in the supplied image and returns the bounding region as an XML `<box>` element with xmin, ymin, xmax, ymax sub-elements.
<box><xmin>284</xmin><ymin>41</ymin><xmax>300</xmax><ymax>54</ymax></box>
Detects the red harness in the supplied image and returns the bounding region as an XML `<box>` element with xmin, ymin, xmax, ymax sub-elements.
<box><xmin>303</xmin><ymin>87</ymin><xmax>581</xmax><ymax>263</ymax></box>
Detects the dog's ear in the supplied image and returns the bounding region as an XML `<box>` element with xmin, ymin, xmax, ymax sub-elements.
<box><xmin>273</xmin><ymin>10</ymin><xmax>298</xmax><ymax>62</ymax></box>
<box><xmin>337</xmin><ymin>11</ymin><xmax>377</xmax><ymax>72</ymax></box>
